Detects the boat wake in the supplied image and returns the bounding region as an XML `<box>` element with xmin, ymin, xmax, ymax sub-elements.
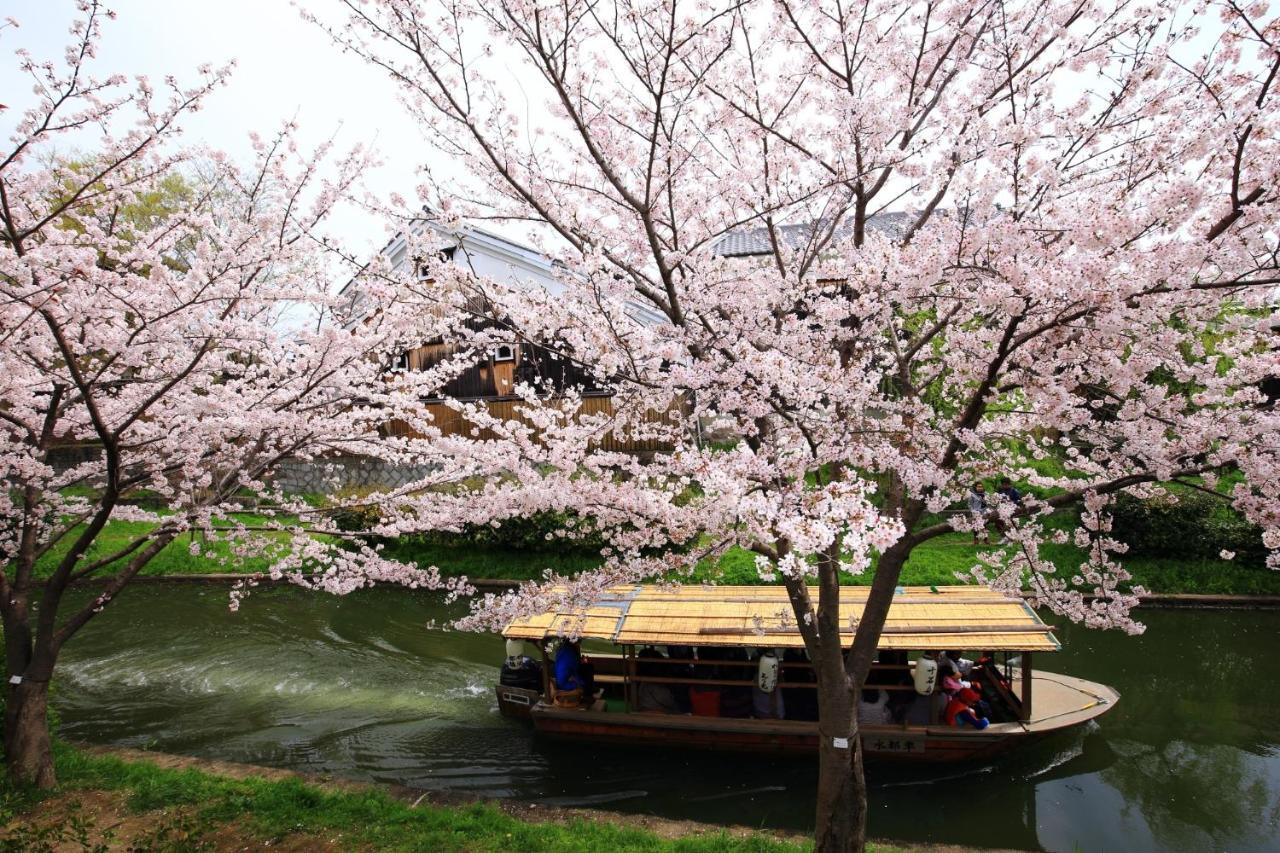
<box><xmin>874</xmin><ymin>763</ymin><xmax>996</xmax><ymax>789</ymax></box>
<box><xmin>534</xmin><ymin>790</ymin><xmax>649</xmax><ymax>806</ymax></box>
<box><xmin>686</xmin><ymin>785</ymin><xmax>788</xmax><ymax>802</ymax></box>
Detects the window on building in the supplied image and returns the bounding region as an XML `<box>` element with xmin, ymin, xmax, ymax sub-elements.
<box><xmin>493</xmin><ymin>344</ymin><xmax>516</xmax><ymax>362</ymax></box>
<box><xmin>417</xmin><ymin>246</ymin><xmax>457</xmax><ymax>279</ymax></box>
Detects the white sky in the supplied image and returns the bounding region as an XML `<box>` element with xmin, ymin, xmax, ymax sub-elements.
<box><xmin>2</xmin><ymin>0</ymin><xmax>1264</xmax><ymax>284</ymax></box>
<box><xmin>1</xmin><ymin>0</ymin><xmax>442</xmax><ymax>266</ymax></box>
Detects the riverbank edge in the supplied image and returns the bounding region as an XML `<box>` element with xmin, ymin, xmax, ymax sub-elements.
<box><xmin>4</xmin><ymin>743</ymin><xmax>1000</xmax><ymax>853</ymax></box>
<box><xmin>83</xmin><ymin>573</ymin><xmax>1280</xmax><ymax>609</ymax></box>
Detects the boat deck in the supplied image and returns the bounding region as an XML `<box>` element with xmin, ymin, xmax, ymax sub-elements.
<box><xmin>1016</xmin><ymin>669</ymin><xmax>1118</xmax><ymax>733</ymax></box>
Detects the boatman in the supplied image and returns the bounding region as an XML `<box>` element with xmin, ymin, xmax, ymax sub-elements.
<box><xmin>554</xmin><ymin>639</ymin><xmax>595</xmax><ymax>706</ymax></box>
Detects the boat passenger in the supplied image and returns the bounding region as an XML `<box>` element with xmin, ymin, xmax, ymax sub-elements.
<box><xmin>752</xmin><ymin>684</ymin><xmax>786</xmax><ymax>719</ymax></box>
<box><xmin>868</xmin><ymin>650</ymin><xmax>914</xmax><ymax>724</ymax></box>
<box><xmin>939</xmin><ymin>672</ymin><xmax>967</xmax><ymax>697</ymax></box>
<box><xmin>694</xmin><ymin>646</ymin><xmax>750</xmax><ymax>717</ymax></box>
<box><xmin>939</xmin><ymin>650</ymin><xmax>975</xmax><ymax>678</ymax></box>
<box><xmin>719</xmin><ymin>647</ymin><xmax>753</xmax><ymax>718</ymax></box>
<box><xmin>781</xmin><ymin>648</ymin><xmax>819</xmax><ymax>721</ymax></box>
<box><xmin>636</xmin><ymin>646</ymin><xmax>682</xmax><ymax>714</ymax></box>
<box><xmin>686</xmin><ymin>647</ymin><xmax>722</xmax><ymax>716</ymax></box>
<box><xmin>943</xmin><ymin>686</ymin><xmax>990</xmax><ymax>729</ymax></box>
<box><xmin>664</xmin><ymin>645</ymin><xmax>695</xmax><ymax>713</ymax></box>
<box><xmin>665</xmin><ymin>644</ymin><xmax>696</xmax><ymax>675</ymax></box>
<box><xmin>553</xmin><ymin>639</ymin><xmax>594</xmax><ymax>705</ymax></box>
<box><xmin>858</xmin><ymin>688</ymin><xmax>891</xmax><ymax>725</ymax></box>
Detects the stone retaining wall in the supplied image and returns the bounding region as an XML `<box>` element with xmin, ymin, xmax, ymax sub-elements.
<box><xmin>267</xmin><ymin>455</ymin><xmax>438</xmax><ymax>495</ymax></box>
<box><xmin>50</xmin><ymin>447</ymin><xmax>433</xmax><ymax>497</ymax></box>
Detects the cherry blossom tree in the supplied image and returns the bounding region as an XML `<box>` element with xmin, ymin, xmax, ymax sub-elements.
<box><xmin>330</xmin><ymin>0</ymin><xmax>1280</xmax><ymax>849</ymax></box>
<box><xmin>0</xmin><ymin>3</ymin><xmax>481</xmax><ymax>787</ymax></box>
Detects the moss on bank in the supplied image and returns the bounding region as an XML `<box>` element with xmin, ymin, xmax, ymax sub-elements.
<box><xmin>0</xmin><ymin>743</ymin><xmax>928</xmax><ymax>852</ymax></box>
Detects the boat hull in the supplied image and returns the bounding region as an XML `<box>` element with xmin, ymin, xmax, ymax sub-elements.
<box><xmin>501</xmin><ymin>670</ymin><xmax>1117</xmax><ymax>764</ymax></box>
<box><xmin>529</xmin><ymin>704</ymin><xmax>1039</xmax><ymax>763</ymax></box>
<box><xmin>496</xmin><ymin>685</ymin><xmax>541</xmax><ymax>719</ymax></box>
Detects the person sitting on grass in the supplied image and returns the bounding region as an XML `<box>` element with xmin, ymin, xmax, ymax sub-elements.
<box><xmin>967</xmin><ymin>481</ymin><xmax>990</xmax><ymax>544</ymax></box>
<box><xmin>993</xmin><ymin>478</ymin><xmax>1023</xmax><ymax>539</ymax></box>
<box><xmin>996</xmin><ymin>477</ymin><xmax>1022</xmax><ymax>507</ymax></box>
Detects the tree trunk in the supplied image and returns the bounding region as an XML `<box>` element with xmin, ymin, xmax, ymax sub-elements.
<box><xmin>812</xmin><ymin>527</ymin><xmax>918</xmax><ymax>852</ymax></box>
<box><xmin>814</xmin><ymin>679</ymin><xmax>867</xmax><ymax>852</ymax></box>
<box><xmin>5</xmin><ymin>679</ymin><xmax>55</xmax><ymax>788</ymax></box>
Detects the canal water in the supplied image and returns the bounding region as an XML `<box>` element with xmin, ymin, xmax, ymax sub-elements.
<box><xmin>54</xmin><ymin>586</ymin><xmax>1279</xmax><ymax>852</ymax></box>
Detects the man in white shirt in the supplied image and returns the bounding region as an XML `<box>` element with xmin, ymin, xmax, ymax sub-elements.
<box><xmin>939</xmin><ymin>650</ymin><xmax>974</xmax><ymax>678</ymax></box>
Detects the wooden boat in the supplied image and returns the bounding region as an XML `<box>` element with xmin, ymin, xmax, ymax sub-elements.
<box><xmin>496</xmin><ymin>585</ymin><xmax>1118</xmax><ymax>763</ymax></box>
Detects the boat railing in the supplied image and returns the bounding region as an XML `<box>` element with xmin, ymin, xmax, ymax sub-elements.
<box><xmin>621</xmin><ymin>674</ymin><xmax>918</xmax><ymax>690</ymax></box>
<box><xmin>538</xmin><ymin>645</ymin><xmax>1030</xmax><ymax>722</ymax></box>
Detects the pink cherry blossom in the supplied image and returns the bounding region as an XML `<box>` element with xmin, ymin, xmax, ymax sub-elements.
<box><xmin>0</xmin><ymin>2</ymin><xmax>474</xmax><ymax>789</ymax></box>
<box><xmin>329</xmin><ymin>1</ymin><xmax>1280</xmax><ymax>848</ymax></box>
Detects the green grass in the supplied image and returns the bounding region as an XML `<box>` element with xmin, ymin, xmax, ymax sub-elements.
<box><xmin>678</xmin><ymin>533</ymin><xmax>1280</xmax><ymax>595</ymax></box>
<box><xmin>29</xmin><ymin>505</ymin><xmax>1280</xmax><ymax>596</ymax></box>
<box><xmin>0</xmin><ymin>742</ymin><xmax>903</xmax><ymax>852</ymax></box>
<box><xmin>1118</xmin><ymin>556</ymin><xmax>1280</xmax><ymax>595</ymax></box>
<box><xmin>683</xmin><ymin>546</ymin><xmax>959</xmax><ymax>588</ymax></box>
<box><xmin>33</xmin><ymin>513</ymin><xmax>314</xmax><ymax>579</ymax></box>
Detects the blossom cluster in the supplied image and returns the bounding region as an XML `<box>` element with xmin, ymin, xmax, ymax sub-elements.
<box><xmin>330</xmin><ymin>0</ymin><xmax>1280</xmax><ymax>643</ymax></box>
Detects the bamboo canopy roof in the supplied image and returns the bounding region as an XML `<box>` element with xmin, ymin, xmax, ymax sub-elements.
<box><xmin>502</xmin><ymin>585</ymin><xmax>1060</xmax><ymax>652</ymax></box>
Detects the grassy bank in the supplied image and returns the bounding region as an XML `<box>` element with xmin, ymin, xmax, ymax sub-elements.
<box><xmin>387</xmin><ymin>531</ymin><xmax>1280</xmax><ymax>596</ymax></box>
<box><xmin>43</xmin><ymin>513</ymin><xmax>1280</xmax><ymax>596</ymax></box>
<box><xmin>33</xmin><ymin>513</ymin><xmax>312</xmax><ymax>579</ymax></box>
<box><xmin>0</xmin><ymin>743</ymin><xmax>930</xmax><ymax>852</ymax></box>
<box><xmin>696</xmin><ymin>534</ymin><xmax>1280</xmax><ymax>596</ymax></box>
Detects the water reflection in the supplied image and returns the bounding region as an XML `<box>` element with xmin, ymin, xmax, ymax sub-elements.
<box><xmin>54</xmin><ymin>587</ymin><xmax>1280</xmax><ymax>852</ymax></box>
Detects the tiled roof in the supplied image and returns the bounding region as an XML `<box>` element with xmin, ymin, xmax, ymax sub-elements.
<box><xmin>711</xmin><ymin>212</ymin><xmax>914</xmax><ymax>257</ymax></box>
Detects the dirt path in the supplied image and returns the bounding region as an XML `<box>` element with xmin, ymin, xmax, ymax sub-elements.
<box><xmin>7</xmin><ymin>787</ymin><xmax>357</xmax><ymax>852</ymax></box>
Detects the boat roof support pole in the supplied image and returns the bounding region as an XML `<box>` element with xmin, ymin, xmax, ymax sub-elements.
<box><xmin>624</xmin><ymin>645</ymin><xmax>634</xmax><ymax>713</ymax></box>
<box><xmin>541</xmin><ymin>640</ymin><xmax>552</xmax><ymax>702</ymax></box>
<box><xmin>1020</xmin><ymin>651</ymin><xmax>1033</xmax><ymax>721</ymax></box>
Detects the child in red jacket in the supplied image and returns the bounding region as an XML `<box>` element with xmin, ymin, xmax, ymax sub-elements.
<box><xmin>944</xmin><ymin>686</ymin><xmax>990</xmax><ymax>729</ymax></box>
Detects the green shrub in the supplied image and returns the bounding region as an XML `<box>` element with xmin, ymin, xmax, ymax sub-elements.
<box><xmin>322</xmin><ymin>486</ymin><xmax>387</xmax><ymax>536</ymax></box>
<box><xmin>1111</xmin><ymin>489</ymin><xmax>1265</xmax><ymax>565</ymax></box>
<box><xmin>327</xmin><ymin>503</ymin><xmax>384</xmax><ymax>535</ymax></box>
<box><xmin>407</xmin><ymin>510</ymin><xmax>606</xmax><ymax>554</ymax></box>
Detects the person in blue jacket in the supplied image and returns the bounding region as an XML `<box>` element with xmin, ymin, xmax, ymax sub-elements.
<box><xmin>554</xmin><ymin>639</ymin><xmax>594</xmax><ymax>702</ymax></box>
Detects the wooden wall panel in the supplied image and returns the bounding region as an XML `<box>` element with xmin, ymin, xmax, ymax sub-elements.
<box><xmin>382</xmin><ymin>393</ymin><xmax>693</xmax><ymax>454</ymax></box>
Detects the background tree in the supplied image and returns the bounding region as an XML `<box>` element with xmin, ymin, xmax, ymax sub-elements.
<box><xmin>328</xmin><ymin>0</ymin><xmax>1280</xmax><ymax>850</ymax></box>
<box><xmin>0</xmin><ymin>3</ymin><xmax>477</xmax><ymax>788</ymax></box>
